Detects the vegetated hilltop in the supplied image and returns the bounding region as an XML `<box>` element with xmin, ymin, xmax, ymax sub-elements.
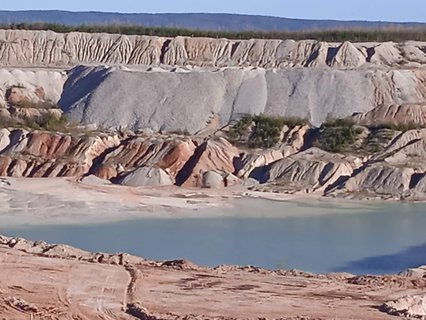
<box><xmin>0</xmin><ymin>10</ymin><xmax>425</xmax><ymax>33</ymax></box>
<box><xmin>2</xmin><ymin>21</ymin><xmax>426</xmax><ymax>42</ymax></box>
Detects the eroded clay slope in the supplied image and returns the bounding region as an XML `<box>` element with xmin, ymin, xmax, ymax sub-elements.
<box><xmin>3</xmin><ymin>124</ymin><xmax>426</xmax><ymax>199</ymax></box>
<box><xmin>1</xmin><ymin>29</ymin><xmax>426</xmax><ymax>68</ymax></box>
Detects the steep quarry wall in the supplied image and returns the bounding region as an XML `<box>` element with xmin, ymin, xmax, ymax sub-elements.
<box><xmin>0</xmin><ymin>29</ymin><xmax>426</xmax><ymax>68</ymax></box>
<box><xmin>60</xmin><ymin>65</ymin><xmax>426</xmax><ymax>132</ymax></box>
<box><xmin>1</xmin><ymin>30</ymin><xmax>426</xmax><ymax>132</ymax></box>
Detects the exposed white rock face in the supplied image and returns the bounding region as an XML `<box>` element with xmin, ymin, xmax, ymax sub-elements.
<box><xmin>406</xmin><ymin>174</ymin><xmax>426</xmax><ymax>200</ymax></box>
<box><xmin>3</xmin><ymin>30</ymin><xmax>426</xmax><ymax>201</ymax></box>
<box><xmin>399</xmin><ymin>265</ymin><xmax>426</xmax><ymax>278</ymax></box>
<box><xmin>115</xmin><ymin>166</ymin><xmax>173</xmax><ymax>187</ymax></box>
<box><xmin>0</xmin><ymin>128</ymin><xmax>10</xmax><ymax>153</ymax></box>
<box><xmin>0</xmin><ymin>68</ymin><xmax>66</xmax><ymax>106</ymax></box>
<box><xmin>382</xmin><ymin>140</ymin><xmax>426</xmax><ymax>169</ymax></box>
<box><xmin>60</xmin><ymin>65</ymin><xmax>426</xmax><ymax>133</ymax></box>
<box><xmin>382</xmin><ymin>295</ymin><xmax>426</xmax><ymax>318</ymax></box>
<box><xmin>401</xmin><ymin>42</ymin><xmax>426</xmax><ymax>65</ymax></box>
<box><xmin>200</xmin><ymin>171</ymin><xmax>239</xmax><ymax>188</ymax></box>
<box><xmin>201</xmin><ymin>171</ymin><xmax>224</xmax><ymax>188</ymax></box>
<box><xmin>0</xmin><ymin>30</ymin><xmax>425</xmax><ymax>69</ymax></box>
<box><xmin>79</xmin><ymin>174</ymin><xmax>112</xmax><ymax>186</ymax></box>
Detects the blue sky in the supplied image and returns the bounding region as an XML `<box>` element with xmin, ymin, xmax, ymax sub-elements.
<box><xmin>1</xmin><ymin>0</ymin><xmax>425</xmax><ymax>23</ymax></box>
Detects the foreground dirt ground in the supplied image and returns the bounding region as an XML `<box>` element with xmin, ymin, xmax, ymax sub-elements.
<box><xmin>1</xmin><ymin>239</ymin><xmax>425</xmax><ymax>320</ymax></box>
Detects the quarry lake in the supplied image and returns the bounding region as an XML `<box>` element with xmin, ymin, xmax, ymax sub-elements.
<box><xmin>2</xmin><ymin>198</ymin><xmax>426</xmax><ymax>275</ymax></box>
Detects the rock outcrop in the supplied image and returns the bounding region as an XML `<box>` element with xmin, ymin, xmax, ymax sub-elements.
<box><xmin>1</xmin><ymin>124</ymin><xmax>426</xmax><ymax>200</ymax></box>
<box><xmin>115</xmin><ymin>166</ymin><xmax>173</xmax><ymax>187</ymax></box>
<box><xmin>352</xmin><ymin>103</ymin><xmax>426</xmax><ymax>127</ymax></box>
<box><xmin>201</xmin><ymin>170</ymin><xmax>225</xmax><ymax>188</ymax></box>
<box><xmin>176</xmin><ymin>137</ymin><xmax>240</xmax><ymax>187</ymax></box>
<box><xmin>237</xmin><ymin>124</ymin><xmax>311</xmax><ymax>178</ymax></box>
<box><xmin>92</xmin><ymin>135</ymin><xmax>196</xmax><ymax>181</ymax></box>
<box><xmin>327</xmin><ymin>128</ymin><xmax>426</xmax><ymax>199</ymax></box>
<box><xmin>336</xmin><ymin>163</ymin><xmax>415</xmax><ymax>199</ymax></box>
<box><xmin>0</xmin><ymin>68</ymin><xmax>66</xmax><ymax>128</ymax></box>
<box><xmin>382</xmin><ymin>295</ymin><xmax>426</xmax><ymax>318</ymax></box>
<box><xmin>0</xmin><ymin>68</ymin><xmax>65</xmax><ymax>108</ymax></box>
<box><xmin>399</xmin><ymin>265</ymin><xmax>426</xmax><ymax>278</ymax></box>
<box><xmin>0</xmin><ymin>129</ymin><xmax>240</xmax><ymax>188</ymax></box>
<box><xmin>0</xmin><ymin>129</ymin><xmax>120</xmax><ymax>177</ymax></box>
<box><xmin>79</xmin><ymin>174</ymin><xmax>111</xmax><ymax>186</ymax></box>
<box><xmin>0</xmin><ymin>235</ymin><xmax>144</xmax><ymax>265</ymax></box>
<box><xmin>251</xmin><ymin>148</ymin><xmax>362</xmax><ymax>193</ymax></box>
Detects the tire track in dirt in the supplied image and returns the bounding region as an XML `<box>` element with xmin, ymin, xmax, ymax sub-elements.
<box><xmin>124</xmin><ymin>264</ymin><xmax>157</xmax><ymax>320</ymax></box>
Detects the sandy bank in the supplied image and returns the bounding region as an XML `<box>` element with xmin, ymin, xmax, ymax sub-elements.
<box><xmin>0</xmin><ymin>176</ymin><xmax>386</xmax><ymax>226</ymax></box>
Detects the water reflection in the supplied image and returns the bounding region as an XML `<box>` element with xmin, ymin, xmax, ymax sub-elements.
<box><xmin>1</xmin><ymin>199</ymin><xmax>426</xmax><ymax>275</ymax></box>
<box><xmin>333</xmin><ymin>242</ymin><xmax>426</xmax><ymax>274</ymax></box>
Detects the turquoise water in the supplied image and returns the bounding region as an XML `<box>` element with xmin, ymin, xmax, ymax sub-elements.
<box><xmin>1</xmin><ymin>198</ymin><xmax>426</xmax><ymax>275</ymax></box>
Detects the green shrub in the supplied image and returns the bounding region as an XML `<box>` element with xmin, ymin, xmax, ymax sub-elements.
<box><xmin>368</xmin><ymin>122</ymin><xmax>425</xmax><ymax>132</ymax></box>
<box><xmin>317</xmin><ymin>118</ymin><xmax>363</xmax><ymax>153</ymax></box>
<box><xmin>37</xmin><ymin>113</ymin><xmax>68</xmax><ymax>130</ymax></box>
<box><xmin>0</xmin><ymin>111</ymin><xmax>97</xmax><ymax>136</ymax></box>
<box><xmin>13</xmin><ymin>113</ymin><xmax>69</xmax><ymax>131</ymax></box>
<box><xmin>14</xmin><ymin>100</ymin><xmax>59</xmax><ymax>109</ymax></box>
<box><xmin>228</xmin><ymin>114</ymin><xmax>254</xmax><ymax>141</ymax></box>
<box><xmin>0</xmin><ymin>114</ymin><xmax>14</xmax><ymax>128</ymax></box>
<box><xmin>249</xmin><ymin>114</ymin><xmax>286</xmax><ymax>148</ymax></box>
<box><xmin>228</xmin><ymin>114</ymin><xmax>310</xmax><ymax>148</ymax></box>
<box><xmin>281</xmin><ymin>116</ymin><xmax>309</xmax><ymax>128</ymax></box>
<box><xmin>322</xmin><ymin>117</ymin><xmax>356</xmax><ymax>128</ymax></box>
<box><xmin>169</xmin><ymin>129</ymin><xmax>191</xmax><ymax>136</ymax></box>
<box><xmin>361</xmin><ymin>128</ymin><xmax>395</xmax><ymax>154</ymax></box>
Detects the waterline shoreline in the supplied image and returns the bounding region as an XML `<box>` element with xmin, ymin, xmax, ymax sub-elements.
<box><xmin>2</xmin><ymin>177</ymin><xmax>426</xmax><ymax>274</ymax></box>
<box><xmin>0</xmin><ymin>176</ymin><xmax>410</xmax><ymax>226</ymax></box>
<box><xmin>1</xmin><ymin>233</ymin><xmax>425</xmax><ymax>319</ymax></box>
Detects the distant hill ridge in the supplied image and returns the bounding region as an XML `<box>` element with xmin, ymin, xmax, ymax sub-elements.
<box><xmin>0</xmin><ymin>10</ymin><xmax>424</xmax><ymax>32</ymax></box>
